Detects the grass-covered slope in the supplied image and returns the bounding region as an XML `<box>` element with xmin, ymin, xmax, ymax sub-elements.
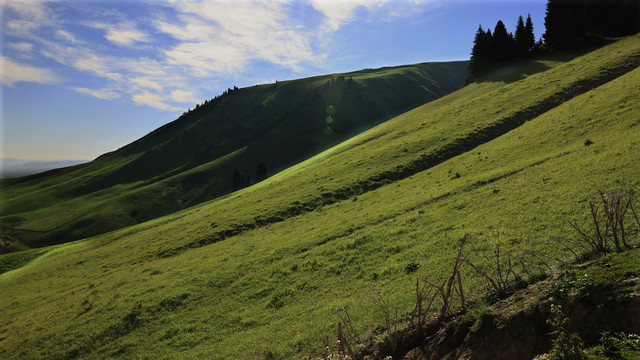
<box><xmin>0</xmin><ymin>61</ymin><xmax>468</xmax><ymax>249</ymax></box>
<box><xmin>0</xmin><ymin>35</ymin><xmax>639</xmax><ymax>359</ymax></box>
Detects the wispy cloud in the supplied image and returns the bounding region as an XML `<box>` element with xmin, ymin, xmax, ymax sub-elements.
<box><xmin>311</xmin><ymin>0</ymin><xmax>384</xmax><ymax>31</ymax></box>
<box><xmin>131</xmin><ymin>76</ymin><xmax>164</xmax><ymax>92</ymax></box>
<box><xmin>0</xmin><ymin>56</ymin><xmax>62</xmax><ymax>87</ymax></box>
<box><xmin>56</xmin><ymin>30</ymin><xmax>79</xmax><ymax>43</ymax></box>
<box><xmin>72</xmin><ymin>87</ymin><xmax>120</xmax><ymax>100</ymax></box>
<box><xmin>156</xmin><ymin>1</ymin><xmax>317</xmax><ymax>77</ymax></box>
<box><xmin>6</xmin><ymin>42</ymin><xmax>34</xmax><ymax>52</ymax></box>
<box><xmin>2</xmin><ymin>0</ymin><xmax>54</xmax><ymax>37</ymax></box>
<box><xmin>87</xmin><ymin>21</ymin><xmax>150</xmax><ymax>47</ymax></box>
<box><xmin>132</xmin><ymin>91</ymin><xmax>180</xmax><ymax>111</ymax></box>
<box><xmin>170</xmin><ymin>89</ymin><xmax>198</xmax><ymax>103</ymax></box>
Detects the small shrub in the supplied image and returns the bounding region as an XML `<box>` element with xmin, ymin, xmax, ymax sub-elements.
<box><xmin>547</xmin><ymin>305</ymin><xmax>586</xmax><ymax>360</ymax></box>
<box><xmin>584</xmin><ymin>139</ymin><xmax>594</xmax><ymax>146</ymax></box>
<box><xmin>264</xmin><ymin>350</ymin><xmax>278</xmax><ymax>360</ymax></box>
<box><xmin>549</xmin><ymin>332</ymin><xmax>586</xmax><ymax>360</ymax></box>
<box><xmin>547</xmin><ymin>271</ymin><xmax>590</xmax><ymax>299</ymax></box>
<box><xmin>587</xmin><ymin>332</ymin><xmax>640</xmax><ymax>359</ymax></box>
<box><xmin>404</xmin><ymin>261</ymin><xmax>419</xmax><ymax>274</ymax></box>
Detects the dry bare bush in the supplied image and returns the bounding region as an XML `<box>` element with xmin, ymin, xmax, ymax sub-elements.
<box><xmin>568</xmin><ymin>185</ymin><xmax>640</xmax><ymax>255</ymax></box>
<box><xmin>322</xmin><ymin>232</ymin><xmax>557</xmax><ymax>358</ymax></box>
<box><xmin>371</xmin><ymin>290</ymin><xmax>401</xmax><ymax>356</ymax></box>
<box><xmin>421</xmin><ymin>235</ymin><xmax>467</xmax><ymax>319</ymax></box>
<box><xmin>460</xmin><ymin>232</ymin><xmax>553</xmax><ymax>299</ymax></box>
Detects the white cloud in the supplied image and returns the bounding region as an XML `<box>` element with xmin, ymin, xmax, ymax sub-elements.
<box><xmin>131</xmin><ymin>77</ymin><xmax>164</xmax><ymax>91</ymax></box>
<box><xmin>2</xmin><ymin>0</ymin><xmax>54</xmax><ymax>37</ymax></box>
<box><xmin>3</xmin><ymin>0</ymin><xmax>48</xmax><ymax>19</ymax></box>
<box><xmin>41</xmin><ymin>44</ymin><xmax>120</xmax><ymax>81</ymax></box>
<box><xmin>156</xmin><ymin>1</ymin><xmax>317</xmax><ymax>77</ymax></box>
<box><xmin>5</xmin><ymin>18</ymin><xmax>41</xmax><ymax>35</ymax></box>
<box><xmin>163</xmin><ymin>40</ymin><xmax>247</xmax><ymax>77</ymax></box>
<box><xmin>310</xmin><ymin>0</ymin><xmax>384</xmax><ymax>31</ymax></box>
<box><xmin>56</xmin><ymin>30</ymin><xmax>78</xmax><ymax>43</ymax></box>
<box><xmin>0</xmin><ymin>56</ymin><xmax>61</xmax><ymax>87</ymax></box>
<box><xmin>72</xmin><ymin>87</ymin><xmax>120</xmax><ymax>100</ymax></box>
<box><xmin>154</xmin><ymin>15</ymin><xmax>213</xmax><ymax>42</ymax></box>
<box><xmin>386</xmin><ymin>0</ymin><xmax>443</xmax><ymax>20</ymax></box>
<box><xmin>132</xmin><ymin>91</ymin><xmax>180</xmax><ymax>111</ymax></box>
<box><xmin>6</xmin><ymin>42</ymin><xmax>34</xmax><ymax>52</ymax></box>
<box><xmin>88</xmin><ymin>22</ymin><xmax>150</xmax><ymax>47</ymax></box>
<box><xmin>170</xmin><ymin>89</ymin><xmax>198</xmax><ymax>103</ymax></box>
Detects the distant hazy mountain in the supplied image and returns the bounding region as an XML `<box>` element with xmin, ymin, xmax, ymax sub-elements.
<box><xmin>0</xmin><ymin>159</ymin><xmax>89</xmax><ymax>178</ymax></box>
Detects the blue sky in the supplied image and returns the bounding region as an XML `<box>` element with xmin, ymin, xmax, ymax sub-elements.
<box><xmin>1</xmin><ymin>0</ymin><xmax>546</xmax><ymax>161</ymax></box>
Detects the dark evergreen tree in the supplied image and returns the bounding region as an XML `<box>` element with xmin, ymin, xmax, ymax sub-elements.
<box><xmin>469</xmin><ymin>25</ymin><xmax>490</xmax><ymax>79</ymax></box>
<box><xmin>232</xmin><ymin>168</ymin><xmax>246</xmax><ymax>191</ymax></box>
<box><xmin>255</xmin><ymin>162</ymin><xmax>268</xmax><ymax>183</ymax></box>
<box><xmin>584</xmin><ymin>0</ymin><xmax>640</xmax><ymax>37</ymax></box>
<box><xmin>515</xmin><ymin>15</ymin><xmax>529</xmax><ymax>57</ymax></box>
<box><xmin>544</xmin><ymin>0</ymin><xmax>639</xmax><ymax>49</ymax></box>
<box><xmin>543</xmin><ymin>0</ymin><xmax>586</xmax><ymax>47</ymax></box>
<box><xmin>492</xmin><ymin>20</ymin><xmax>517</xmax><ymax>62</ymax></box>
<box><xmin>525</xmin><ymin>14</ymin><xmax>536</xmax><ymax>53</ymax></box>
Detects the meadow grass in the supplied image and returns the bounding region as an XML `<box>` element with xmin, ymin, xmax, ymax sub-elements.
<box><xmin>0</xmin><ymin>35</ymin><xmax>639</xmax><ymax>359</ymax></box>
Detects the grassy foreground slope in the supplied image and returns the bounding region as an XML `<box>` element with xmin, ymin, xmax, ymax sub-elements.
<box><xmin>0</xmin><ymin>61</ymin><xmax>468</xmax><ymax>249</ymax></box>
<box><xmin>0</xmin><ymin>35</ymin><xmax>639</xmax><ymax>359</ymax></box>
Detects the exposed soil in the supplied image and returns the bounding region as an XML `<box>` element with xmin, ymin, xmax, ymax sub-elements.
<box><xmin>401</xmin><ymin>264</ymin><xmax>640</xmax><ymax>360</ymax></box>
<box><xmin>0</xmin><ymin>233</ymin><xmax>28</xmax><ymax>254</ymax></box>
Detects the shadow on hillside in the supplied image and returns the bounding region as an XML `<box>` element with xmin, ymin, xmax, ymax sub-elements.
<box><xmin>481</xmin><ymin>61</ymin><xmax>553</xmax><ymax>83</ymax></box>
<box><xmin>475</xmin><ymin>36</ymin><xmax>618</xmax><ymax>84</ymax></box>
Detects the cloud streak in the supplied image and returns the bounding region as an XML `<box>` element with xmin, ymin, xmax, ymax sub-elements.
<box><xmin>132</xmin><ymin>91</ymin><xmax>181</xmax><ymax>111</ymax></box>
<box><xmin>156</xmin><ymin>1</ymin><xmax>318</xmax><ymax>77</ymax></box>
<box><xmin>87</xmin><ymin>21</ymin><xmax>150</xmax><ymax>47</ymax></box>
<box><xmin>71</xmin><ymin>87</ymin><xmax>120</xmax><ymax>100</ymax></box>
<box><xmin>6</xmin><ymin>42</ymin><xmax>34</xmax><ymax>52</ymax></box>
<box><xmin>0</xmin><ymin>56</ymin><xmax>62</xmax><ymax>87</ymax></box>
<box><xmin>311</xmin><ymin>0</ymin><xmax>384</xmax><ymax>31</ymax></box>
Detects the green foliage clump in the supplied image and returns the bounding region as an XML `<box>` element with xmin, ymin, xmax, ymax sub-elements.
<box><xmin>404</xmin><ymin>261</ymin><xmax>419</xmax><ymax>274</ymax></box>
<box><xmin>586</xmin><ymin>332</ymin><xmax>640</xmax><ymax>360</ymax></box>
<box><xmin>545</xmin><ymin>306</ymin><xmax>640</xmax><ymax>360</ymax></box>
<box><xmin>548</xmin><ymin>305</ymin><xmax>586</xmax><ymax>360</ymax></box>
<box><xmin>548</xmin><ymin>271</ymin><xmax>590</xmax><ymax>299</ymax></box>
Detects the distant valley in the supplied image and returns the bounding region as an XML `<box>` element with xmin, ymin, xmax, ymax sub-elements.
<box><xmin>0</xmin><ymin>158</ymin><xmax>89</xmax><ymax>178</ymax></box>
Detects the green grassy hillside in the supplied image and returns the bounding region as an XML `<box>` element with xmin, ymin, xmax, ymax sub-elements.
<box><xmin>0</xmin><ymin>61</ymin><xmax>468</xmax><ymax>249</ymax></box>
<box><xmin>0</xmin><ymin>35</ymin><xmax>639</xmax><ymax>359</ymax></box>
